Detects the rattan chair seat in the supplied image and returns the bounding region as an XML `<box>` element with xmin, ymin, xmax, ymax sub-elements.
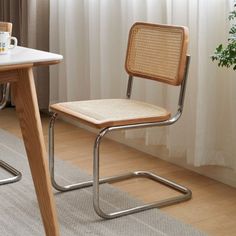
<box><xmin>50</xmin><ymin>99</ymin><xmax>171</xmax><ymax>129</ymax></box>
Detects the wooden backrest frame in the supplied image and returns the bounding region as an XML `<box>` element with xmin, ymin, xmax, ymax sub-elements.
<box><xmin>125</xmin><ymin>22</ymin><xmax>189</xmax><ymax>86</ymax></box>
<box><xmin>0</xmin><ymin>22</ymin><xmax>12</xmax><ymax>35</ymax></box>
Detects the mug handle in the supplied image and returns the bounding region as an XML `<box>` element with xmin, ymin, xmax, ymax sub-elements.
<box><xmin>9</xmin><ymin>37</ymin><xmax>18</xmax><ymax>49</ymax></box>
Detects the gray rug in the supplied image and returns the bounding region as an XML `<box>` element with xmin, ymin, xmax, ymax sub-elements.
<box><xmin>0</xmin><ymin>129</ymin><xmax>206</xmax><ymax>236</ymax></box>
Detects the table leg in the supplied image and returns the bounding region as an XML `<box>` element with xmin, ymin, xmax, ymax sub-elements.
<box><xmin>11</xmin><ymin>68</ymin><xmax>60</xmax><ymax>236</ymax></box>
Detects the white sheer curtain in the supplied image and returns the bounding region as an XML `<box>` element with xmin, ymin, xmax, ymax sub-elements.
<box><xmin>49</xmin><ymin>0</ymin><xmax>236</xmax><ymax>171</ymax></box>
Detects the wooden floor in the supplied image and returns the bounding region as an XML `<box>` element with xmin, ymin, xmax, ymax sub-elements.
<box><xmin>1</xmin><ymin>107</ymin><xmax>236</xmax><ymax>236</ymax></box>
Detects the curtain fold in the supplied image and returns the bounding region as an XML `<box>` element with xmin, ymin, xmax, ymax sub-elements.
<box><xmin>49</xmin><ymin>0</ymin><xmax>236</xmax><ymax>171</ymax></box>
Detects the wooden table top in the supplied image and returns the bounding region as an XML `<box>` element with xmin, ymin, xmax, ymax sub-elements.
<box><xmin>0</xmin><ymin>46</ymin><xmax>63</xmax><ymax>69</ymax></box>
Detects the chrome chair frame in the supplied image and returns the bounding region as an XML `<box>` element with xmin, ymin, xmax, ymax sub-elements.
<box><xmin>0</xmin><ymin>84</ymin><xmax>22</xmax><ymax>185</ymax></box>
<box><xmin>0</xmin><ymin>81</ymin><xmax>21</xmax><ymax>186</ymax></box>
<box><xmin>0</xmin><ymin>21</ymin><xmax>22</xmax><ymax>185</ymax></box>
<box><xmin>0</xmin><ymin>160</ymin><xmax>22</xmax><ymax>185</ymax></box>
<box><xmin>0</xmin><ymin>83</ymin><xmax>10</xmax><ymax>110</ymax></box>
<box><xmin>49</xmin><ymin>56</ymin><xmax>191</xmax><ymax>219</ymax></box>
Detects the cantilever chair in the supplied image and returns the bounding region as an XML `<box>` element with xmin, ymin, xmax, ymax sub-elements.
<box><xmin>49</xmin><ymin>22</ymin><xmax>191</xmax><ymax>219</ymax></box>
<box><xmin>0</xmin><ymin>22</ymin><xmax>22</xmax><ymax>185</ymax></box>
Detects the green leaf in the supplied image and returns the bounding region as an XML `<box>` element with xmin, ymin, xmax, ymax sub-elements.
<box><xmin>216</xmin><ymin>44</ymin><xmax>223</xmax><ymax>52</ymax></box>
<box><xmin>212</xmin><ymin>1</ymin><xmax>236</xmax><ymax>70</ymax></box>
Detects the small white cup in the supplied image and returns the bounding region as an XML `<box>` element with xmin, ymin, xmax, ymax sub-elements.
<box><xmin>0</xmin><ymin>31</ymin><xmax>18</xmax><ymax>55</ymax></box>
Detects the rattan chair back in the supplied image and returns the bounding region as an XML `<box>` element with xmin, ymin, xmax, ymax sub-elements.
<box><xmin>0</xmin><ymin>22</ymin><xmax>12</xmax><ymax>35</ymax></box>
<box><xmin>125</xmin><ymin>22</ymin><xmax>189</xmax><ymax>86</ymax></box>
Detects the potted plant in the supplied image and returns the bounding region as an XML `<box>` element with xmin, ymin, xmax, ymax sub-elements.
<box><xmin>211</xmin><ymin>3</ymin><xmax>236</xmax><ymax>69</ymax></box>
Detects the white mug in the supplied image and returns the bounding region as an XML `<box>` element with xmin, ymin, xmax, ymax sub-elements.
<box><xmin>0</xmin><ymin>31</ymin><xmax>18</xmax><ymax>55</ymax></box>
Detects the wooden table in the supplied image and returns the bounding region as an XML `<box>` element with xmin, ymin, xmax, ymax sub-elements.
<box><xmin>0</xmin><ymin>46</ymin><xmax>62</xmax><ymax>236</ymax></box>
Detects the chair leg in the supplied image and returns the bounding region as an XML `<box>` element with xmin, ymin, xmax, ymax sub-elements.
<box><xmin>49</xmin><ymin>113</ymin><xmax>100</xmax><ymax>191</ymax></box>
<box><xmin>92</xmin><ymin>128</ymin><xmax>192</xmax><ymax>219</ymax></box>
<box><xmin>0</xmin><ymin>83</ymin><xmax>10</xmax><ymax>110</ymax></box>
<box><xmin>49</xmin><ymin>114</ymin><xmax>138</xmax><ymax>191</ymax></box>
<box><xmin>49</xmin><ymin>114</ymin><xmax>192</xmax><ymax>219</ymax></box>
<box><xmin>0</xmin><ymin>160</ymin><xmax>22</xmax><ymax>185</ymax></box>
<box><xmin>0</xmin><ymin>84</ymin><xmax>22</xmax><ymax>186</ymax></box>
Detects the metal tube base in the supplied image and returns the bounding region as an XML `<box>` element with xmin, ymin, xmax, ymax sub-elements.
<box><xmin>94</xmin><ymin>171</ymin><xmax>192</xmax><ymax>219</ymax></box>
<box><xmin>0</xmin><ymin>83</ymin><xmax>10</xmax><ymax>110</ymax></box>
<box><xmin>49</xmin><ymin>114</ymin><xmax>192</xmax><ymax>219</ymax></box>
<box><xmin>50</xmin><ymin>161</ymin><xmax>191</xmax><ymax>219</ymax></box>
<box><xmin>0</xmin><ymin>160</ymin><xmax>22</xmax><ymax>185</ymax></box>
<box><xmin>93</xmin><ymin>129</ymin><xmax>192</xmax><ymax>219</ymax></box>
